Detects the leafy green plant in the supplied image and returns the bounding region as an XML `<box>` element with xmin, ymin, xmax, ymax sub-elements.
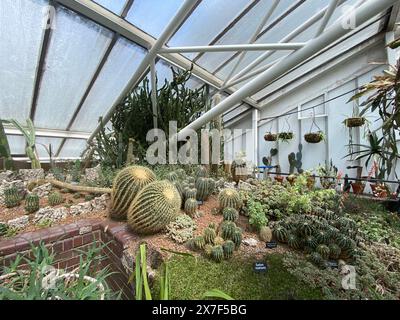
<box><xmin>248</xmin><ymin>198</ymin><xmax>268</xmax><ymax>231</ymax></box>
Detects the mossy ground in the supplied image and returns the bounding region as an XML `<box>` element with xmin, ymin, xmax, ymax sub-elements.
<box><xmin>154</xmin><ymin>253</ymin><xmax>324</xmax><ymax>300</ymax></box>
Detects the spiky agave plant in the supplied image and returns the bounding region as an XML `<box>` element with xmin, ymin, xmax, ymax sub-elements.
<box><xmin>25</xmin><ymin>194</ymin><xmax>40</xmax><ymax>214</ymax></box>
<box><xmin>127</xmin><ymin>180</ymin><xmax>181</xmax><ymax>234</ymax></box>
<box><xmin>218</xmin><ymin>188</ymin><xmax>242</xmax><ymax>210</ymax></box>
<box><xmin>110</xmin><ymin>165</ymin><xmax>156</xmax><ymax>220</ymax></box>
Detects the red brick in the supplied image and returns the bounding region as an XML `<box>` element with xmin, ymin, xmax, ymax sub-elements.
<box><xmin>82</xmin><ymin>233</ymin><xmax>94</xmax><ymax>245</ymax></box>
<box><xmin>73</xmin><ymin>236</ymin><xmax>83</xmax><ymax>248</ymax></box>
<box><xmin>0</xmin><ymin>239</ymin><xmax>16</xmax><ymax>256</ymax></box>
<box><xmin>63</xmin><ymin>238</ymin><xmax>73</xmax><ymax>251</ymax></box>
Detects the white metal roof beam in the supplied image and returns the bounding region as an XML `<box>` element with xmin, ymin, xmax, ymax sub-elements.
<box><xmin>4</xmin><ymin>127</ymin><xmax>90</xmax><ymax>140</ymax></box>
<box><xmin>316</xmin><ymin>0</ymin><xmax>341</xmax><ymax>37</ymax></box>
<box><xmin>159</xmin><ymin>43</ymin><xmax>305</xmax><ymax>53</ymax></box>
<box><xmin>177</xmin><ymin>0</ymin><xmax>398</xmax><ymax>139</ymax></box>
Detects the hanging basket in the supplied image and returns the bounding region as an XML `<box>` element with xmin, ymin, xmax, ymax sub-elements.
<box><xmin>304</xmin><ymin>131</ymin><xmax>324</xmax><ymax>144</ymax></box>
<box><xmin>344</xmin><ymin>117</ymin><xmax>365</xmax><ymax>128</ymax></box>
<box><xmin>264</xmin><ymin>132</ymin><xmax>277</xmax><ymax>141</ymax></box>
<box><xmin>278</xmin><ymin>132</ymin><xmax>294</xmax><ymax>141</ymax></box>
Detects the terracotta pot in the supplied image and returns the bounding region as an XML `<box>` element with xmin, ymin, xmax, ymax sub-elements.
<box><xmin>370</xmin><ymin>183</ymin><xmax>377</xmax><ymax>194</ymax></box>
<box><xmin>274</xmin><ymin>176</ymin><xmax>284</xmax><ymax>183</ymax></box>
<box><xmin>307</xmin><ymin>176</ymin><xmax>316</xmax><ymax>189</ymax></box>
<box><xmin>286</xmin><ymin>175</ymin><xmax>297</xmax><ymax>185</ymax></box>
<box><xmin>320</xmin><ymin>177</ymin><xmax>336</xmax><ymax>189</ymax></box>
<box><xmin>351</xmin><ymin>182</ymin><xmax>365</xmax><ymax>195</ymax></box>
<box><xmin>345</xmin><ymin>117</ymin><xmax>365</xmax><ymax>128</ymax></box>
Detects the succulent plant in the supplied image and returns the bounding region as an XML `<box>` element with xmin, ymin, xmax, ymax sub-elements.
<box><xmin>221</xmin><ymin>221</ymin><xmax>236</xmax><ymax>240</ymax></box>
<box><xmin>110</xmin><ymin>165</ymin><xmax>156</xmax><ymax>220</ymax></box>
<box><xmin>175</xmin><ymin>168</ymin><xmax>186</xmax><ymax>180</ymax></box>
<box><xmin>315</xmin><ymin>230</ymin><xmax>329</xmax><ymax>244</ymax></box>
<box><xmin>127</xmin><ymin>180</ymin><xmax>181</xmax><ymax>234</ymax></box>
<box><xmin>195</xmin><ymin>177</ymin><xmax>212</xmax><ymax>201</ymax></box>
<box><xmin>287</xmin><ymin>234</ymin><xmax>301</xmax><ymax>249</ymax></box>
<box><xmin>337</xmin><ymin>235</ymin><xmax>355</xmax><ymax>251</ymax></box>
<box><xmin>259</xmin><ymin>226</ymin><xmax>272</xmax><ymax>242</ymax></box>
<box><xmin>203</xmin><ymin>227</ymin><xmax>216</xmax><ymax>244</ymax></box>
<box><xmin>173</xmin><ymin>181</ymin><xmax>184</xmax><ymax>201</ymax></box>
<box><xmin>214</xmin><ymin>236</ymin><xmax>225</xmax><ymax>246</ymax></box>
<box><xmin>166</xmin><ymin>171</ymin><xmax>179</xmax><ymax>182</ymax></box>
<box><xmin>303</xmin><ymin>235</ymin><xmax>317</xmax><ymax>249</ymax></box>
<box><xmin>184</xmin><ymin>198</ymin><xmax>198</xmax><ymax>217</ymax></box>
<box><xmin>232</xmin><ymin>227</ymin><xmax>242</xmax><ymax>249</ymax></box>
<box><xmin>316</xmin><ymin>244</ymin><xmax>330</xmax><ymax>259</ymax></box>
<box><xmin>84</xmin><ymin>194</ymin><xmax>95</xmax><ymax>202</ymax></box>
<box><xmin>4</xmin><ymin>187</ymin><xmax>21</xmax><ymax>208</ymax></box>
<box><xmin>273</xmin><ymin>225</ymin><xmax>288</xmax><ymax>243</ymax></box>
<box><xmin>48</xmin><ymin>192</ymin><xmax>64</xmax><ymax>207</ymax></box>
<box><xmin>196</xmin><ymin>166</ymin><xmax>208</xmax><ymax>178</ymax></box>
<box><xmin>25</xmin><ymin>194</ymin><xmax>40</xmax><ymax>214</ymax></box>
<box><xmin>298</xmin><ymin>221</ymin><xmax>314</xmax><ymax>237</ymax></box>
<box><xmin>223</xmin><ymin>240</ymin><xmax>235</xmax><ymax>259</ymax></box>
<box><xmin>218</xmin><ymin>188</ymin><xmax>242</xmax><ymax>210</ymax></box>
<box><xmin>329</xmin><ymin>243</ymin><xmax>341</xmax><ymax>259</ymax></box>
<box><xmin>222</xmin><ymin>207</ymin><xmax>239</xmax><ymax>222</ymax></box>
<box><xmin>309</xmin><ymin>252</ymin><xmax>325</xmax><ymax>268</ymax></box>
<box><xmin>211</xmin><ymin>245</ymin><xmax>224</xmax><ymax>263</ymax></box>
<box><xmin>0</xmin><ymin>223</ymin><xmax>9</xmax><ymax>236</ymax></box>
<box><xmin>194</xmin><ymin>236</ymin><xmax>206</xmax><ymax>250</ymax></box>
<box><xmin>184</xmin><ymin>188</ymin><xmax>197</xmax><ymax>200</ymax></box>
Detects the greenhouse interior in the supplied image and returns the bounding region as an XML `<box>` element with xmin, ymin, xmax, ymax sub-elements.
<box><xmin>0</xmin><ymin>0</ymin><xmax>400</xmax><ymax>302</ymax></box>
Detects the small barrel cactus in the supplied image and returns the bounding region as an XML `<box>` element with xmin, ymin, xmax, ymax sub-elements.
<box><xmin>4</xmin><ymin>187</ymin><xmax>21</xmax><ymax>208</ymax></box>
<box><xmin>303</xmin><ymin>235</ymin><xmax>317</xmax><ymax>249</ymax></box>
<box><xmin>127</xmin><ymin>180</ymin><xmax>181</xmax><ymax>234</ymax></box>
<box><xmin>223</xmin><ymin>240</ymin><xmax>235</xmax><ymax>259</ymax></box>
<box><xmin>110</xmin><ymin>166</ymin><xmax>156</xmax><ymax>220</ymax></box>
<box><xmin>315</xmin><ymin>230</ymin><xmax>329</xmax><ymax>245</ymax></box>
<box><xmin>273</xmin><ymin>225</ymin><xmax>288</xmax><ymax>243</ymax></box>
<box><xmin>329</xmin><ymin>243</ymin><xmax>341</xmax><ymax>259</ymax></box>
<box><xmin>196</xmin><ymin>166</ymin><xmax>208</xmax><ymax>178</ymax></box>
<box><xmin>309</xmin><ymin>252</ymin><xmax>325</xmax><ymax>268</ymax></box>
<box><xmin>25</xmin><ymin>194</ymin><xmax>40</xmax><ymax>214</ymax></box>
<box><xmin>173</xmin><ymin>181</ymin><xmax>184</xmax><ymax>200</ymax></box>
<box><xmin>175</xmin><ymin>168</ymin><xmax>186</xmax><ymax>180</ymax></box>
<box><xmin>211</xmin><ymin>245</ymin><xmax>224</xmax><ymax>263</ymax></box>
<box><xmin>184</xmin><ymin>198</ymin><xmax>198</xmax><ymax>217</ymax></box>
<box><xmin>287</xmin><ymin>233</ymin><xmax>301</xmax><ymax>249</ymax></box>
<box><xmin>221</xmin><ymin>221</ymin><xmax>236</xmax><ymax>240</ymax></box>
<box><xmin>84</xmin><ymin>194</ymin><xmax>95</xmax><ymax>202</ymax></box>
<box><xmin>298</xmin><ymin>221</ymin><xmax>314</xmax><ymax>237</ymax></box>
<box><xmin>194</xmin><ymin>236</ymin><xmax>206</xmax><ymax>250</ymax></box>
<box><xmin>203</xmin><ymin>227</ymin><xmax>216</xmax><ymax>244</ymax></box>
<box><xmin>184</xmin><ymin>188</ymin><xmax>197</xmax><ymax>200</ymax></box>
<box><xmin>218</xmin><ymin>188</ymin><xmax>241</xmax><ymax>210</ymax></box>
<box><xmin>259</xmin><ymin>226</ymin><xmax>272</xmax><ymax>242</ymax></box>
<box><xmin>232</xmin><ymin>227</ymin><xmax>242</xmax><ymax>249</ymax></box>
<box><xmin>204</xmin><ymin>244</ymin><xmax>213</xmax><ymax>257</ymax></box>
<box><xmin>195</xmin><ymin>177</ymin><xmax>211</xmax><ymax>201</ymax></box>
<box><xmin>48</xmin><ymin>192</ymin><xmax>64</xmax><ymax>207</ymax></box>
<box><xmin>223</xmin><ymin>207</ymin><xmax>239</xmax><ymax>222</ymax></box>
<box><xmin>316</xmin><ymin>244</ymin><xmax>330</xmax><ymax>260</ymax></box>
<box><xmin>214</xmin><ymin>236</ymin><xmax>225</xmax><ymax>246</ymax></box>
<box><xmin>166</xmin><ymin>171</ymin><xmax>179</xmax><ymax>182</ymax></box>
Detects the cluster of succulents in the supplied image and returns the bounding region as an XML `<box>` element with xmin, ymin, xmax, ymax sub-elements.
<box><xmin>4</xmin><ymin>187</ymin><xmax>22</xmax><ymax>208</ymax></box>
<box><xmin>272</xmin><ymin>212</ymin><xmax>362</xmax><ymax>268</ymax></box>
<box><xmin>166</xmin><ymin>214</ymin><xmax>197</xmax><ymax>244</ymax></box>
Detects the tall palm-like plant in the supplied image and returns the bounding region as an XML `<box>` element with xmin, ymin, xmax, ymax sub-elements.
<box><xmin>4</xmin><ymin>119</ymin><xmax>41</xmax><ymax>169</ymax></box>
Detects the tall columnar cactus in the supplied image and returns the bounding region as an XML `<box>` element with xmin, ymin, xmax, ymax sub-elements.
<box><xmin>127</xmin><ymin>180</ymin><xmax>181</xmax><ymax>234</ymax></box>
<box><xmin>0</xmin><ymin>118</ymin><xmax>14</xmax><ymax>170</ymax></box>
<box><xmin>184</xmin><ymin>198</ymin><xmax>198</xmax><ymax>217</ymax></box>
<box><xmin>4</xmin><ymin>187</ymin><xmax>21</xmax><ymax>208</ymax></box>
<box><xmin>110</xmin><ymin>165</ymin><xmax>156</xmax><ymax>220</ymax></box>
<box><xmin>25</xmin><ymin>194</ymin><xmax>40</xmax><ymax>214</ymax></box>
<box><xmin>195</xmin><ymin>177</ymin><xmax>212</xmax><ymax>201</ymax></box>
<box><xmin>218</xmin><ymin>188</ymin><xmax>241</xmax><ymax>210</ymax></box>
<box><xmin>296</xmin><ymin>144</ymin><xmax>303</xmax><ymax>173</ymax></box>
<box><xmin>48</xmin><ymin>192</ymin><xmax>64</xmax><ymax>207</ymax></box>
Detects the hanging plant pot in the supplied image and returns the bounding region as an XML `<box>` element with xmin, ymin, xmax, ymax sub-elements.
<box><xmin>264</xmin><ymin>132</ymin><xmax>277</xmax><ymax>141</ymax></box>
<box><xmin>351</xmin><ymin>182</ymin><xmax>365</xmax><ymax>195</ymax></box>
<box><xmin>304</xmin><ymin>131</ymin><xmax>324</xmax><ymax>144</ymax></box>
<box><xmin>278</xmin><ymin>132</ymin><xmax>294</xmax><ymax>142</ymax></box>
<box><xmin>344</xmin><ymin>117</ymin><xmax>366</xmax><ymax>128</ymax></box>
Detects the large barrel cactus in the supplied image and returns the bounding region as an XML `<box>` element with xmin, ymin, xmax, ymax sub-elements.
<box><xmin>110</xmin><ymin>166</ymin><xmax>156</xmax><ymax>220</ymax></box>
<box><xmin>218</xmin><ymin>188</ymin><xmax>242</xmax><ymax>210</ymax></box>
<box><xmin>127</xmin><ymin>180</ymin><xmax>181</xmax><ymax>234</ymax></box>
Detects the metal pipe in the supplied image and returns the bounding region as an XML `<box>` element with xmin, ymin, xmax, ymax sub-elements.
<box><xmin>316</xmin><ymin>0</ymin><xmax>341</xmax><ymax>36</ymax></box>
<box><xmin>178</xmin><ymin>0</ymin><xmax>398</xmax><ymax>140</ymax></box>
<box><xmin>159</xmin><ymin>42</ymin><xmax>305</xmax><ymax>53</ymax></box>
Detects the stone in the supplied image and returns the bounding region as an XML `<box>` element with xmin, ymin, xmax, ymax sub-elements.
<box><xmin>34</xmin><ymin>207</ymin><xmax>68</xmax><ymax>224</ymax></box>
<box><xmin>0</xmin><ymin>180</ymin><xmax>26</xmax><ymax>206</ymax></box>
<box><xmin>69</xmin><ymin>202</ymin><xmax>93</xmax><ymax>216</ymax></box>
<box><xmin>0</xmin><ymin>170</ymin><xmax>15</xmax><ymax>182</ymax></box>
<box><xmin>90</xmin><ymin>194</ymin><xmax>109</xmax><ymax>211</ymax></box>
<box><xmin>18</xmin><ymin>169</ymin><xmax>45</xmax><ymax>182</ymax></box>
<box><xmin>79</xmin><ymin>225</ymin><xmax>93</xmax><ymax>235</ymax></box>
<box><xmin>84</xmin><ymin>165</ymin><xmax>101</xmax><ymax>182</ymax></box>
<box><xmin>32</xmin><ymin>183</ymin><xmax>52</xmax><ymax>197</ymax></box>
<box><xmin>243</xmin><ymin>238</ymin><xmax>259</xmax><ymax>247</ymax></box>
<box><xmin>7</xmin><ymin>216</ymin><xmax>29</xmax><ymax>230</ymax></box>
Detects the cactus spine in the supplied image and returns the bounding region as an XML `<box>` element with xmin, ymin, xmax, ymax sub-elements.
<box><xmin>4</xmin><ymin>187</ymin><xmax>21</xmax><ymax>208</ymax></box>
<box><xmin>25</xmin><ymin>194</ymin><xmax>40</xmax><ymax>213</ymax></box>
<box><xmin>110</xmin><ymin>166</ymin><xmax>156</xmax><ymax>220</ymax></box>
<box><xmin>194</xmin><ymin>236</ymin><xmax>206</xmax><ymax>250</ymax></box>
<box><xmin>184</xmin><ymin>198</ymin><xmax>198</xmax><ymax>217</ymax></box>
<box><xmin>218</xmin><ymin>188</ymin><xmax>241</xmax><ymax>210</ymax></box>
<box><xmin>127</xmin><ymin>180</ymin><xmax>181</xmax><ymax>234</ymax></box>
<box><xmin>259</xmin><ymin>226</ymin><xmax>272</xmax><ymax>242</ymax></box>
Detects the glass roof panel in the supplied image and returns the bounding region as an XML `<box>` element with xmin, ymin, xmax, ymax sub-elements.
<box><xmin>0</xmin><ymin>0</ymin><xmax>48</xmax><ymax>122</ymax></box>
<box><xmin>35</xmin><ymin>136</ymin><xmax>62</xmax><ymax>158</ymax></box>
<box><xmin>34</xmin><ymin>6</ymin><xmax>113</xmax><ymax>130</ymax></box>
<box><xmin>92</xmin><ymin>0</ymin><xmax>126</xmax><ymax>15</ymax></box>
<box><xmin>58</xmin><ymin>139</ymin><xmax>87</xmax><ymax>158</ymax></box>
<box><xmin>125</xmin><ymin>0</ymin><xmax>184</xmax><ymax>38</ymax></box>
<box><xmin>70</xmin><ymin>37</ymin><xmax>147</xmax><ymax>132</ymax></box>
<box><xmin>7</xmin><ymin>135</ymin><xmax>26</xmax><ymax>155</ymax></box>
<box><xmin>168</xmin><ymin>0</ymin><xmax>252</xmax><ymax>60</ymax></box>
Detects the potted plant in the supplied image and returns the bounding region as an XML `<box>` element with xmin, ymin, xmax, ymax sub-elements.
<box><xmin>231</xmin><ymin>151</ymin><xmax>248</xmax><ymax>184</ymax></box>
<box><xmin>348</xmin><ymin>165</ymin><xmax>365</xmax><ymax>195</ymax></box>
<box><xmin>317</xmin><ymin>160</ymin><xmax>338</xmax><ymax>189</ymax></box>
<box><xmin>304</xmin><ymin>131</ymin><xmax>325</xmax><ymax>144</ymax></box>
<box><xmin>278</xmin><ymin>132</ymin><xmax>294</xmax><ymax>142</ymax></box>
<box><xmin>373</xmin><ymin>183</ymin><xmax>390</xmax><ymax>198</ymax></box>
<box><xmin>274</xmin><ymin>165</ymin><xmax>284</xmax><ymax>183</ymax></box>
<box><xmin>264</xmin><ymin>132</ymin><xmax>277</xmax><ymax>142</ymax></box>
<box><xmin>344</xmin><ymin>117</ymin><xmax>366</xmax><ymax>128</ymax></box>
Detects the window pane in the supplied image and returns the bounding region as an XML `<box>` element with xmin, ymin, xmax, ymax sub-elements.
<box><xmin>58</xmin><ymin>139</ymin><xmax>87</xmax><ymax>158</ymax></box>
<box><xmin>34</xmin><ymin>6</ymin><xmax>113</xmax><ymax>130</ymax></box>
<box><xmin>92</xmin><ymin>0</ymin><xmax>126</xmax><ymax>15</ymax></box>
<box><xmin>0</xmin><ymin>0</ymin><xmax>48</xmax><ymax>122</ymax></box>
<box><xmin>35</xmin><ymin>136</ymin><xmax>62</xmax><ymax>158</ymax></box>
<box><xmin>7</xmin><ymin>135</ymin><xmax>26</xmax><ymax>155</ymax></box>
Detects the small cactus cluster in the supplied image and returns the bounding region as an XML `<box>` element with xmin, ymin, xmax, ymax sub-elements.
<box><xmin>25</xmin><ymin>194</ymin><xmax>40</xmax><ymax>214</ymax></box>
<box><xmin>110</xmin><ymin>166</ymin><xmax>156</xmax><ymax>220</ymax></box>
<box><xmin>48</xmin><ymin>192</ymin><xmax>64</xmax><ymax>207</ymax></box>
<box><xmin>4</xmin><ymin>187</ymin><xmax>21</xmax><ymax>208</ymax></box>
<box><xmin>272</xmin><ymin>213</ymin><xmax>360</xmax><ymax>268</ymax></box>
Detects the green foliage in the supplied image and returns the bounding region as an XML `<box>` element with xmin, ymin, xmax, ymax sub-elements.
<box><xmin>127</xmin><ymin>180</ymin><xmax>181</xmax><ymax>234</ymax></box>
<box><xmin>166</xmin><ymin>215</ymin><xmax>196</xmax><ymax>244</ymax></box>
<box><xmin>110</xmin><ymin>165</ymin><xmax>156</xmax><ymax>220</ymax></box>
<box><xmin>25</xmin><ymin>194</ymin><xmax>40</xmax><ymax>214</ymax></box>
<box><xmin>248</xmin><ymin>198</ymin><xmax>268</xmax><ymax>231</ymax></box>
<box><xmin>70</xmin><ymin>160</ymin><xmax>82</xmax><ymax>182</ymax></box>
<box><xmin>48</xmin><ymin>192</ymin><xmax>64</xmax><ymax>207</ymax></box>
<box><xmin>4</xmin><ymin>187</ymin><xmax>21</xmax><ymax>208</ymax></box>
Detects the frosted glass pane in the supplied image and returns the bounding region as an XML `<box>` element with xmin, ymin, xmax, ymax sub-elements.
<box><xmin>0</xmin><ymin>0</ymin><xmax>48</xmax><ymax>121</ymax></box>
<box><xmin>58</xmin><ymin>139</ymin><xmax>87</xmax><ymax>158</ymax></box>
<box><xmin>35</xmin><ymin>137</ymin><xmax>62</xmax><ymax>158</ymax></box>
<box><xmin>169</xmin><ymin>0</ymin><xmax>251</xmax><ymax>60</ymax></box>
<box><xmin>197</xmin><ymin>0</ymin><xmax>292</xmax><ymax>72</ymax></box>
<box><xmin>92</xmin><ymin>0</ymin><xmax>126</xmax><ymax>15</ymax></box>
<box><xmin>6</xmin><ymin>135</ymin><xmax>26</xmax><ymax>155</ymax></box>
<box><xmin>34</xmin><ymin>6</ymin><xmax>113</xmax><ymax>130</ymax></box>
<box><xmin>71</xmin><ymin>38</ymin><xmax>147</xmax><ymax>132</ymax></box>
<box><xmin>126</xmin><ymin>0</ymin><xmax>183</xmax><ymax>38</ymax></box>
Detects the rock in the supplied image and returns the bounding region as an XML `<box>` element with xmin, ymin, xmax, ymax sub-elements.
<box><xmin>238</xmin><ymin>180</ymin><xmax>255</xmax><ymax>191</ymax></box>
<box><xmin>0</xmin><ymin>180</ymin><xmax>26</xmax><ymax>206</ymax></box>
<box><xmin>69</xmin><ymin>202</ymin><xmax>93</xmax><ymax>216</ymax></box>
<box><xmin>84</xmin><ymin>165</ymin><xmax>101</xmax><ymax>182</ymax></box>
<box><xmin>0</xmin><ymin>170</ymin><xmax>15</xmax><ymax>182</ymax></box>
<box><xmin>7</xmin><ymin>216</ymin><xmax>29</xmax><ymax>230</ymax></box>
<box><xmin>34</xmin><ymin>207</ymin><xmax>68</xmax><ymax>223</ymax></box>
<box><xmin>18</xmin><ymin>169</ymin><xmax>45</xmax><ymax>182</ymax></box>
<box><xmin>90</xmin><ymin>194</ymin><xmax>109</xmax><ymax>211</ymax></box>
<box><xmin>32</xmin><ymin>183</ymin><xmax>52</xmax><ymax>197</ymax></box>
<box><xmin>243</xmin><ymin>238</ymin><xmax>259</xmax><ymax>247</ymax></box>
